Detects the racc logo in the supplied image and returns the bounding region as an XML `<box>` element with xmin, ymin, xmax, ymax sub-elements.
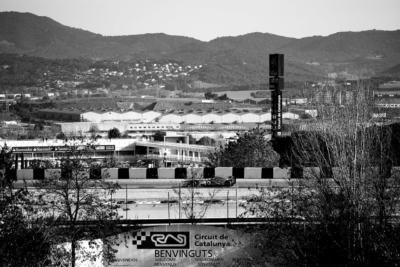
<box><xmin>132</xmin><ymin>231</ymin><xmax>190</xmax><ymax>249</ymax></box>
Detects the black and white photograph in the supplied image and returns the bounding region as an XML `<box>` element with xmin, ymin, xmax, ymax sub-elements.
<box><xmin>1</xmin><ymin>0</ymin><xmax>400</xmax><ymax>266</ymax></box>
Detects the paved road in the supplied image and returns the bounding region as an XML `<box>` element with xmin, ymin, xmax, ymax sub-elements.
<box><xmin>16</xmin><ymin>179</ymin><xmax>298</xmax><ymax>189</ymax></box>
<box><xmin>21</xmin><ymin>181</ymin><xmax>297</xmax><ymax>220</ymax></box>
<box><xmin>116</xmin><ymin>202</ymin><xmax>246</xmax><ymax>220</ymax></box>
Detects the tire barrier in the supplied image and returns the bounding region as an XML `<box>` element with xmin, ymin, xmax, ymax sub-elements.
<box><xmin>146</xmin><ymin>168</ymin><xmax>158</xmax><ymax>179</ymax></box>
<box><xmin>102</xmin><ymin>168</ymin><xmax>118</xmax><ymax>180</ymax></box>
<box><xmin>15</xmin><ymin>166</ymin><xmax>400</xmax><ymax>180</ymax></box>
<box><xmin>45</xmin><ymin>169</ymin><xmax>61</xmax><ymax>180</ymax></box>
<box><xmin>215</xmin><ymin>167</ymin><xmax>232</xmax><ymax>178</ymax></box>
<box><xmin>303</xmin><ymin>167</ymin><xmax>320</xmax><ymax>179</ymax></box>
<box><xmin>244</xmin><ymin>168</ymin><xmax>262</xmax><ymax>179</ymax></box>
<box><xmin>90</xmin><ymin>168</ymin><xmax>102</xmax><ymax>180</ymax></box>
<box><xmin>290</xmin><ymin>167</ymin><xmax>303</xmax><ymax>179</ymax></box>
<box><xmin>33</xmin><ymin>168</ymin><xmax>45</xmax><ymax>180</ymax></box>
<box><xmin>129</xmin><ymin>168</ymin><xmax>147</xmax><ymax>179</ymax></box>
<box><xmin>273</xmin><ymin>167</ymin><xmax>290</xmax><ymax>179</ymax></box>
<box><xmin>158</xmin><ymin>168</ymin><xmax>175</xmax><ymax>179</ymax></box>
<box><xmin>188</xmin><ymin>168</ymin><xmax>204</xmax><ymax>179</ymax></box>
<box><xmin>203</xmin><ymin>168</ymin><xmax>215</xmax><ymax>178</ymax></box>
<box><xmin>261</xmin><ymin>168</ymin><xmax>274</xmax><ymax>179</ymax></box>
<box><xmin>232</xmin><ymin>168</ymin><xmax>244</xmax><ymax>179</ymax></box>
<box><xmin>175</xmin><ymin>168</ymin><xmax>187</xmax><ymax>179</ymax></box>
<box><xmin>17</xmin><ymin>169</ymin><xmax>33</xmax><ymax>180</ymax></box>
<box><xmin>118</xmin><ymin>168</ymin><xmax>130</xmax><ymax>179</ymax></box>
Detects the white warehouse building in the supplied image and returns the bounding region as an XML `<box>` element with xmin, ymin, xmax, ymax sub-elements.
<box><xmin>202</xmin><ymin>113</ymin><xmax>223</xmax><ymax>124</ymax></box>
<box><xmin>241</xmin><ymin>113</ymin><xmax>260</xmax><ymax>123</ymax></box>
<box><xmin>42</xmin><ymin>108</ymin><xmax>301</xmax><ymax>125</ymax></box>
<box><xmin>81</xmin><ymin>110</ymin><xmax>162</xmax><ymax>123</ymax></box>
<box><xmin>282</xmin><ymin>112</ymin><xmax>300</xmax><ymax>120</ymax></box>
<box><xmin>158</xmin><ymin>114</ymin><xmax>183</xmax><ymax>123</ymax></box>
<box><xmin>221</xmin><ymin>113</ymin><xmax>242</xmax><ymax>123</ymax></box>
<box><xmin>182</xmin><ymin>113</ymin><xmax>202</xmax><ymax>124</ymax></box>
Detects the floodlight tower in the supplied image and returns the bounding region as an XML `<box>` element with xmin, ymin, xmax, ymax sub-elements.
<box><xmin>269</xmin><ymin>54</ymin><xmax>284</xmax><ymax>139</ymax></box>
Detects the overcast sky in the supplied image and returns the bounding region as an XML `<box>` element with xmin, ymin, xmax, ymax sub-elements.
<box><xmin>1</xmin><ymin>0</ymin><xmax>399</xmax><ymax>41</ymax></box>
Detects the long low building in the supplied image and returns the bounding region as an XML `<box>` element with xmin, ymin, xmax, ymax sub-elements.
<box><xmin>37</xmin><ymin>108</ymin><xmax>300</xmax><ymax>124</ymax></box>
<box><xmin>56</xmin><ymin>122</ymin><xmax>271</xmax><ymax>136</ymax></box>
<box><xmin>1</xmin><ymin>138</ymin><xmax>215</xmax><ymax>167</ymax></box>
<box><xmin>57</xmin><ymin>122</ymin><xmax>181</xmax><ymax>136</ymax></box>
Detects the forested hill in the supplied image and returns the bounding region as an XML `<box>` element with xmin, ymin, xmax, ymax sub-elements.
<box><xmin>1</xmin><ymin>12</ymin><xmax>400</xmax><ymax>83</ymax></box>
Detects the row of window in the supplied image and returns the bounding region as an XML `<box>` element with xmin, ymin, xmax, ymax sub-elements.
<box><xmin>128</xmin><ymin>125</ymin><xmax>179</xmax><ymax>130</ymax></box>
<box><xmin>377</xmin><ymin>104</ymin><xmax>400</xmax><ymax>108</ymax></box>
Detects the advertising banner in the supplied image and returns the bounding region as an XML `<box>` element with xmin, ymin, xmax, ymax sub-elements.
<box><xmin>107</xmin><ymin>225</ymin><xmax>260</xmax><ymax>267</ymax></box>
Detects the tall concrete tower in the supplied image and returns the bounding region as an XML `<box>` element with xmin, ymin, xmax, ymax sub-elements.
<box><xmin>269</xmin><ymin>54</ymin><xmax>284</xmax><ymax>139</ymax></box>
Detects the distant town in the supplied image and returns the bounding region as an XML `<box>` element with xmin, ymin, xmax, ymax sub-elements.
<box><xmin>1</xmin><ymin>56</ymin><xmax>399</xmax><ymax>140</ymax></box>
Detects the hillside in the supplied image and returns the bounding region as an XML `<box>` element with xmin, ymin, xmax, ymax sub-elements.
<box><xmin>0</xmin><ymin>12</ymin><xmax>202</xmax><ymax>60</ymax></box>
<box><xmin>1</xmin><ymin>12</ymin><xmax>400</xmax><ymax>82</ymax></box>
<box><xmin>380</xmin><ymin>63</ymin><xmax>400</xmax><ymax>77</ymax></box>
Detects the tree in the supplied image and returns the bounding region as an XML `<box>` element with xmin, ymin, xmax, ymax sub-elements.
<box><xmin>207</xmin><ymin>128</ymin><xmax>280</xmax><ymax>167</ymax></box>
<box><xmin>0</xmin><ymin>145</ymin><xmax>15</xmax><ymax>188</ymax></box>
<box><xmin>153</xmin><ymin>130</ymin><xmax>166</xmax><ymax>142</ymax></box>
<box><xmin>0</xmin><ymin>203</ymin><xmax>52</xmax><ymax>266</ymax></box>
<box><xmin>34</xmin><ymin>121</ymin><xmax>44</xmax><ymax>131</ymax></box>
<box><xmin>286</xmin><ymin>87</ymin><xmax>400</xmax><ymax>265</ymax></box>
<box><xmin>121</xmin><ymin>131</ymin><xmax>130</xmax><ymax>138</ymax></box>
<box><xmin>173</xmin><ymin>168</ymin><xmax>219</xmax><ymax>220</ymax></box>
<box><xmin>300</xmin><ymin>112</ymin><xmax>312</xmax><ymax>119</ymax></box>
<box><xmin>197</xmin><ymin>136</ymin><xmax>216</xmax><ymax>146</ymax></box>
<box><xmin>240</xmin><ymin>83</ymin><xmax>400</xmax><ymax>266</ymax></box>
<box><xmin>205</xmin><ymin>92</ymin><xmax>217</xmax><ymax>100</ymax></box>
<box><xmin>88</xmin><ymin>125</ymin><xmax>99</xmax><ymax>139</ymax></box>
<box><xmin>188</xmin><ymin>134</ymin><xmax>196</xmax><ymax>144</ymax></box>
<box><xmin>56</xmin><ymin>132</ymin><xmax>66</xmax><ymax>140</ymax></box>
<box><xmin>35</xmin><ymin>144</ymin><xmax>120</xmax><ymax>267</ymax></box>
<box><xmin>217</xmin><ymin>94</ymin><xmax>229</xmax><ymax>101</ymax></box>
<box><xmin>0</xmin><ymin>146</ymin><xmax>52</xmax><ymax>266</ymax></box>
<box><xmin>107</xmin><ymin>128</ymin><xmax>121</xmax><ymax>139</ymax></box>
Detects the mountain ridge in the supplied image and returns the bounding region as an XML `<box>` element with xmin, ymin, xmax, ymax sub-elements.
<box><xmin>1</xmin><ymin>11</ymin><xmax>400</xmax><ymax>82</ymax></box>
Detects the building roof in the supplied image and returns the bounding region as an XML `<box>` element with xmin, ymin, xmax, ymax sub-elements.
<box><xmin>1</xmin><ymin>138</ymin><xmax>214</xmax><ymax>153</ymax></box>
<box><xmin>376</xmin><ymin>98</ymin><xmax>400</xmax><ymax>104</ymax></box>
<box><xmin>378</xmin><ymin>81</ymin><xmax>400</xmax><ymax>90</ymax></box>
<box><xmin>374</xmin><ymin>90</ymin><xmax>400</xmax><ymax>95</ymax></box>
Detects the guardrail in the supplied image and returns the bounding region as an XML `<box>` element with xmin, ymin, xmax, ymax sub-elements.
<box><xmin>52</xmin><ymin>217</ymin><xmax>308</xmax><ymax>227</ymax></box>
<box><xmin>11</xmin><ymin>166</ymin><xmax>400</xmax><ymax>180</ymax></box>
<box><xmin>48</xmin><ymin>215</ymin><xmax>400</xmax><ymax>227</ymax></box>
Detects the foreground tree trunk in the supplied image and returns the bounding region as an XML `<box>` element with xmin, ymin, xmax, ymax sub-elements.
<box><xmin>71</xmin><ymin>239</ymin><xmax>76</xmax><ymax>267</ymax></box>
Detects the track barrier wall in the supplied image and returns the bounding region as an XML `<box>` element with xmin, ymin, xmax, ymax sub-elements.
<box><xmin>14</xmin><ymin>167</ymin><xmax>400</xmax><ymax>180</ymax></box>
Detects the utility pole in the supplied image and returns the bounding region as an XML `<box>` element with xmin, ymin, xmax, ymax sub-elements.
<box><xmin>269</xmin><ymin>54</ymin><xmax>284</xmax><ymax>139</ymax></box>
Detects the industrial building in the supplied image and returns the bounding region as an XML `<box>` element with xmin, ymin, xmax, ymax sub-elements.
<box><xmin>372</xmin><ymin>81</ymin><xmax>400</xmax><ymax>119</ymax></box>
<box><xmin>1</xmin><ymin>138</ymin><xmax>215</xmax><ymax>168</ymax></box>
<box><xmin>37</xmin><ymin>108</ymin><xmax>299</xmax><ymax>124</ymax></box>
<box><xmin>55</xmin><ymin>122</ymin><xmax>270</xmax><ymax>139</ymax></box>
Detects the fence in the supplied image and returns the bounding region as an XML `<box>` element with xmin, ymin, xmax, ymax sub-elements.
<box><xmin>25</xmin><ymin>184</ymin><xmax>290</xmax><ymax>221</ymax></box>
